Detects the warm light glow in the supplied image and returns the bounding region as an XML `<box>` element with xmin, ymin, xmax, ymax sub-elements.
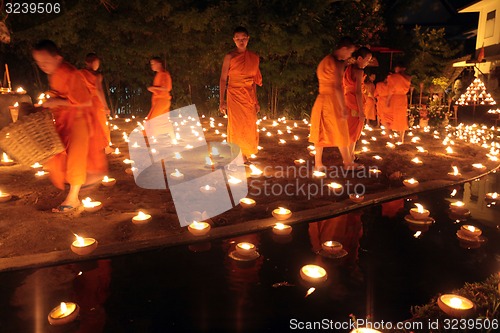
<box><xmin>466</xmin><ymin>225</ymin><xmax>476</xmax><ymax>232</ymax></box>
<box><xmin>414</xmin><ymin>231</ymin><xmax>422</xmax><ymax>238</ymax></box>
<box><xmin>415</xmin><ymin>203</ymin><xmax>424</xmax><ymax>214</ymax></box>
<box><xmin>472</xmin><ymin>163</ymin><xmax>485</xmax><ymax>169</ymax></box>
<box><xmin>74</xmin><ymin>234</ymin><xmax>85</xmax><ymax>247</ymax></box>
<box><xmin>301</xmin><ymin>265</ymin><xmax>327</xmax><ymax>279</ymax></box>
<box><xmin>136</xmin><ymin>211</ymin><xmax>149</xmax><ymax>219</ymax></box>
<box><xmin>305</xmin><ymin>287</ymin><xmax>315</xmax><ymax>297</ymax></box>
<box><xmin>446</xmin><ymin>146</ymin><xmax>453</xmax><ymax>154</ymax></box>
<box><xmin>2</xmin><ymin>152</ymin><xmax>13</xmax><ymax>162</ymax></box>
<box><xmin>327</xmin><ymin>182</ymin><xmax>342</xmax><ymax>189</ymax></box>
<box><xmin>190</xmin><ymin>221</ymin><xmax>209</xmax><ymax>230</ymax></box>
<box><xmin>312</xmin><ymin>170</ymin><xmax>326</xmax><ymax>178</ymax></box>
<box><xmin>411</xmin><ymin>157</ymin><xmax>422</xmax><ymax>164</ymax></box>
<box><xmin>249</xmin><ymin>164</ymin><xmax>263</xmax><ymax>176</ymax></box>
<box><xmin>373</xmin><ymin>155</ymin><xmax>382</xmax><ymax>160</ymax></box>
<box><xmin>276</xmin><ymin>207</ymin><xmax>290</xmax><ymax>215</ymax></box>
<box><xmin>228</xmin><ymin>176</ymin><xmax>242</xmax><ymax>184</ymax></box>
<box><xmin>451</xmin><ymin>201</ymin><xmax>464</xmax><ymax>207</ymax></box>
<box><xmin>452</xmin><ymin>166</ymin><xmax>459</xmax><ymax>175</ymax></box>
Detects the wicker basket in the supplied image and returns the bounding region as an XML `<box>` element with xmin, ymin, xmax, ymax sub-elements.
<box><xmin>0</xmin><ymin>109</ymin><xmax>64</xmax><ymax>166</ymax></box>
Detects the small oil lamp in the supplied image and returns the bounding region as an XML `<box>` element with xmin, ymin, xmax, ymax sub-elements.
<box><xmin>239</xmin><ymin>198</ymin><xmax>256</xmax><ymax>208</ymax></box>
<box><xmin>411</xmin><ymin>157</ymin><xmax>423</xmax><ymax>165</ymax></box>
<box><xmin>437</xmin><ymin>294</ymin><xmax>475</xmax><ymax>318</ymax></box>
<box><xmin>410</xmin><ymin>203</ymin><xmax>430</xmax><ymax>220</ymax></box>
<box><xmin>450</xmin><ymin>201</ymin><xmax>467</xmax><ymax>214</ymax></box>
<box><xmin>312</xmin><ymin>170</ymin><xmax>326</xmax><ymax>179</ymax></box>
<box><xmin>235</xmin><ymin>242</ymin><xmax>257</xmax><ymax>257</ymax></box>
<box><xmin>71</xmin><ymin>234</ymin><xmax>98</xmax><ymax>255</ymax></box>
<box><xmin>460</xmin><ymin>225</ymin><xmax>482</xmax><ymax>238</ymax></box>
<box><xmin>82</xmin><ymin>197</ymin><xmax>102</xmax><ymax>213</ymax></box>
<box><xmin>272</xmin><ymin>207</ymin><xmax>292</xmax><ymax>220</ymax></box>
<box><xmin>448</xmin><ymin>166</ymin><xmax>462</xmax><ymax>179</ymax></box>
<box><xmin>485</xmin><ymin>192</ymin><xmax>498</xmax><ymax>201</ymax></box>
<box><xmin>1</xmin><ymin>152</ymin><xmax>14</xmax><ymax>166</ymax></box>
<box><xmin>47</xmin><ymin>302</ymin><xmax>80</xmax><ymax>326</ymax></box>
<box><xmin>300</xmin><ymin>265</ymin><xmax>327</xmax><ymax>283</ymax></box>
<box><xmin>249</xmin><ymin>164</ymin><xmax>263</xmax><ymax>178</ymax></box>
<box><xmin>349</xmin><ymin>194</ymin><xmax>364</xmax><ymax>203</ymax></box>
<box><xmin>273</xmin><ymin>223</ymin><xmax>292</xmax><ymax>235</ymax></box>
<box><xmin>403</xmin><ymin>178</ymin><xmax>419</xmax><ymax>188</ymax></box>
<box><xmin>0</xmin><ymin>190</ymin><xmax>12</xmax><ymax>203</ymax></box>
<box><xmin>321</xmin><ymin>241</ymin><xmax>343</xmax><ymax>254</ymax></box>
<box><xmin>101</xmin><ymin>176</ymin><xmax>116</xmax><ymax>187</ymax></box>
<box><xmin>188</xmin><ymin>221</ymin><xmax>211</xmax><ymax>236</ymax></box>
<box><xmin>132</xmin><ymin>211</ymin><xmax>151</xmax><ymax>224</ymax></box>
<box><xmin>294</xmin><ymin>159</ymin><xmax>306</xmax><ymax>166</ymax></box>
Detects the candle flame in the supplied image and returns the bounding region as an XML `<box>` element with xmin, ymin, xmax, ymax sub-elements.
<box><xmin>305</xmin><ymin>287</ymin><xmax>316</xmax><ymax>298</ymax></box>
<box><xmin>2</xmin><ymin>152</ymin><xmax>12</xmax><ymax>162</ymax></box>
<box><xmin>228</xmin><ymin>176</ymin><xmax>242</xmax><ymax>184</ymax></box>
<box><xmin>452</xmin><ymin>166</ymin><xmax>459</xmax><ymax>175</ymax></box>
<box><xmin>103</xmin><ymin>176</ymin><xmax>109</xmax><ymax>182</ymax></box>
<box><xmin>415</xmin><ymin>203</ymin><xmax>424</xmax><ymax>213</ymax></box>
<box><xmin>277</xmin><ymin>207</ymin><xmax>288</xmax><ymax>214</ymax></box>
<box><xmin>74</xmin><ymin>234</ymin><xmax>85</xmax><ymax>246</ymax></box>
<box><xmin>190</xmin><ymin>221</ymin><xmax>207</xmax><ymax>230</ymax></box>
<box><xmin>449</xmin><ymin>297</ymin><xmax>463</xmax><ymax>308</ymax></box>
<box><xmin>275</xmin><ymin>223</ymin><xmax>286</xmax><ymax>230</ymax></box>
<box><xmin>249</xmin><ymin>164</ymin><xmax>263</xmax><ymax>175</ymax></box>
<box><xmin>466</xmin><ymin>225</ymin><xmax>476</xmax><ymax>232</ymax></box>
<box><xmin>327</xmin><ymin>182</ymin><xmax>342</xmax><ymax>189</ymax></box>
<box><xmin>414</xmin><ymin>231</ymin><xmax>422</xmax><ymax>238</ymax></box>
<box><xmin>411</xmin><ymin>157</ymin><xmax>422</xmax><ymax>164</ymax></box>
<box><xmin>240</xmin><ymin>198</ymin><xmax>255</xmax><ymax>204</ymax></box>
<box><xmin>239</xmin><ymin>243</ymin><xmax>252</xmax><ymax>250</ymax></box>
<box><xmin>452</xmin><ymin>201</ymin><xmax>464</xmax><ymax>207</ymax></box>
<box><xmin>60</xmin><ymin>302</ymin><xmax>67</xmax><ymax>313</ymax></box>
<box><xmin>446</xmin><ymin>146</ymin><xmax>453</xmax><ymax>154</ymax></box>
<box><xmin>451</xmin><ymin>189</ymin><xmax>457</xmax><ymax>197</ymax></box>
<box><xmin>137</xmin><ymin>211</ymin><xmax>147</xmax><ymax>219</ymax></box>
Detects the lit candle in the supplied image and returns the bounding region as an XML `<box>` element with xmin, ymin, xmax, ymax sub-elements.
<box><xmin>239</xmin><ymin>197</ymin><xmax>256</xmax><ymax>208</ymax></box>
<box><xmin>448</xmin><ymin>166</ymin><xmax>462</xmax><ymax>179</ymax></box>
<box><xmin>132</xmin><ymin>211</ymin><xmax>151</xmax><ymax>224</ymax></box>
<box><xmin>0</xmin><ymin>190</ymin><xmax>12</xmax><ymax>203</ymax></box>
<box><xmin>81</xmin><ymin>197</ymin><xmax>102</xmax><ymax>212</ymax></box>
<box><xmin>249</xmin><ymin>164</ymin><xmax>263</xmax><ymax>178</ymax></box>
<box><xmin>450</xmin><ymin>201</ymin><xmax>467</xmax><ymax>214</ymax></box>
<box><xmin>227</xmin><ymin>175</ymin><xmax>242</xmax><ymax>185</ymax></box>
<box><xmin>211</xmin><ymin>147</ymin><xmax>220</xmax><ymax>157</ymax></box>
<box><xmin>131</xmin><ymin>142</ymin><xmax>140</xmax><ymax>148</ymax></box>
<box><xmin>300</xmin><ymin>264</ymin><xmax>327</xmax><ymax>283</ymax></box>
<box><xmin>113</xmin><ymin>148</ymin><xmax>121</xmax><ymax>155</ymax></box>
<box><xmin>472</xmin><ymin>163</ymin><xmax>486</xmax><ymax>170</ymax></box>
<box><xmin>461</xmin><ymin>225</ymin><xmax>482</xmax><ymax>238</ymax></box>
<box><xmin>410</xmin><ymin>203</ymin><xmax>430</xmax><ymax>220</ymax></box>
<box><xmin>369</xmin><ymin>168</ymin><xmax>382</xmax><ymax>175</ymax></box>
<box><xmin>235</xmin><ymin>242</ymin><xmax>256</xmax><ymax>257</ymax></box>
<box><xmin>485</xmin><ymin>192</ymin><xmax>499</xmax><ymax>201</ymax></box>
<box><xmin>123</xmin><ymin>159</ymin><xmax>134</xmax><ymax>164</ymax></box>
<box><xmin>416</xmin><ymin>146</ymin><xmax>428</xmax><ymax>154</ymax></box>
<box><xmin>101</xmin><ymin>176</ymin><xmax>116</xmax><ymax>187</ymax></box>
<box><xmin>294</xmin><ymin>159</ymin><xmax>306</xmax><ymax>166</ymax></box>
<box><xmin>312</xmin><ymin>170</ymin><xmax>326</xmax><ymax>179</ymax></box>
<box><xmin>411</xmin><ymin>157</ymin><xmax>423</xmax><ymax>165</ymax></box>
<box><xmin>273</xmin><ymin>223</ymin><xmax>292</xmax><ymax>235</ymax></box>
<box><xmin>327</xmin><ymin>182</ymin><xmax>343</xmax><ymax>190</ymax></box>
<box><xmin>70</xmin><ymin>233</ymin><xmax>98</xmax><ymax>255</ymax></box>
<box><xmin>1</xmin><ymin>152</ymin><xmax>14</xmax><ymax>166</ymax></box>
<box><xmin>373</xmin><ymin>155</ymin><xmax>383</xmax><ymax>160</ymax></box>
<box><xmin>170</xmin><ymin>169</ymin><xmax>184</xmax><ymax>180</ymax></box>
<box><xmin>16</xmin><ymin>87</ymin><xmax>26</xmax><ymax>94</ymax></box>
<box><xmin>174</xmin><ymin>152</ymin><xmax>182</xmax><ymax>160</ymax></box>
<box><xmin>272</xmin><ymin>207</ymin><xmax>292</xmax><ymax>220</ymax></box>
<box><xmin>403</xmin><ymin>178</ymin><xmax>419</xmax><ymax>188</ymax></box>
<box><xmin>30</xmin><ymin>162</ymin><xmax>42</xmax><ymax>169</ymax></box>
<box><xmin>47</xmin><ymin>302</ymin><xmax>80</xmax><ymax>326</ymax></box>
<box><xmin>349</xmin><ymin>194</ymin><xmax>364</xmax><ymax>203</ymax></box>
<box><xmin>437</xmin><ymin>294</ymin><xmax>475</xmax><ymax>318</ymax></box>
<box><xmin>188</xmin><ymin>221</ymin><xmax>211</xmax><ymax>236</ymax></box>
<box><xmin>200</xmin><ymin>185</ymin><xmax>216</xmax><ymax>194</ymax></box>
<box><xmin>446</xmin><ymin>146</ymin><xmax>454</xmax><ymax>154</ymax></box>
<box><xmin>35</xmin><ymin>170</ymin><xmax>49</xmax><ymax>177</ymax></box>
<box><xmin>321</xmin><ymin>241</ymin><xmax>343</xmax><ymax>254</ymax></box>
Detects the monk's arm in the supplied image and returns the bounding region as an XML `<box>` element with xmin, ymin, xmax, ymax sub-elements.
<box><xmin>219</xmin><ymin>54</ymin><xmax>231</xmax><ymax>112</ymax></box>
<box><xmin>96</xmin><ymin>75</ymin><xmax>110</xmax><ymax>112</ymax></box>
<box><xmin>354</xmin><ymin>69</ymin><xmax>365</xmax><ymax>117</ymax></box>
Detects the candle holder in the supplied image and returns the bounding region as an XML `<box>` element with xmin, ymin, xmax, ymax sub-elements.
<box><xmin>294</xmin><ymin>159</ymin><xmax>306</xmax><ymax>166</ymax></box>
<box><xmin>409</xmin><ymin>204</ymin><xmax>430</xmax><ymax>220</ymax></box>
<box><xmin>132</xmin><ymin>211</ymin><xmax>152</xmax><ymax>224</ymax></box>
<box><xmin>101</xmin><ymin>176</ymin><xmax>116</xmax><ymax>187</ymax></box>
<box><xmin>273</xmin><ymin>223</ymin><xmax>292</xmax><ymax>236</ymax></box>
<box><xmin>239</xmin><ymin>198</ymin><xmax>256</xmax><ymax>208</ymax></box>
<box><xmin>48</xmin><ymin>302</ymin><xmax>80</xmax><ymax>326</ymax></box>
<box><xmin>300</xmin><ymin>264</ymin><xmax>327</xmax><ymax>284</ymax></box>
<box><xmin>0</xmin><ymin>191</ymin><xmax>12</xmax><ymax>203</ymax></box>
<box><xmin>403</xmin><ymin>178</ymin><xmax>419</xmax><ymax>188</ymax></box>
<box><xmin>71</xmin><ymin>237</ymin><xmax>98</xmax><ymax>256</ymax></box>
<box><xmin>188</xmin><ymin>221</ymin><xmax>211</xmax><ymax>236</ymax></box>
<box><xmin>437</xmin><ymin>294</ymin><xmax>475</xmax><ymax>318</ymax></box>
<box><xmin>449</xmin><ymin>201</ymin><xmax>468</xmax><ymax>215</ymax></box>
<box><xmin>235</xmin><ymin>242</ymin><xmax>257</xmax><ymax>257</ymax></box>
<box><xmin>485</xmin><ymin>192</ymin><xmax>499</xmax><ymax>201</ymax></box>
<box><xmin>272</xmin><ymin>207</ymin><xmax>292</xmax><ymax>220</ymax></box>
<box><xmin>82</xmin><ymin>198</ymin><xmax>103</xmax><ymax>213</ymax></box>
<box><xmin>312</xmin><ymin>170</ymin><xmax>326</xmax><ymax>179</ymax></box>
<box><xmin>321</xmin><ymin>241</ymin><xmax>343</xmax><ymax>254</ymax></box>
<box><xmin>349</xmin><ymin>194</ymin><xmax>364</xmax><ymax>203</ymax></box>
<box><xmin>460</xmin><ymin>225</ymin><xmax>482</xmax><ymax>238</ymax></box>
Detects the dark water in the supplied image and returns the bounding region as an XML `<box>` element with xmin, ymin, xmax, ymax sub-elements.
<box><xmin>0</xmin><ymin>174</ymin><xmax>498</xmax><ymax>333</ymax></box>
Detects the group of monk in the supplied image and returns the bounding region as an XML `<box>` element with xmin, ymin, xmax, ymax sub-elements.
<box><xmin>32</xmin><ymin>28</ymin><xmax>410</xmax><ymax>212</ymax></box>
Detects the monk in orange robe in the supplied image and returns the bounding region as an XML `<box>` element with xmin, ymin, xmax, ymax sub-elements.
<box><xmin>344</xmin><ymin>47</ymin><xmax>372</xmax><ymax>164</ymax></box>
<box><xmin>374</xmin><ymin>77</ymin><xmax>389</xmax><ymax>128</ymax></box>
<box><xmin>309</xmin><ymin>37</ymin><xmax>356</xmax><ymax>170</ymax></box>
<box><xmin>386</xmin><ymin>62</ymin><xmax>411</xmax><ymax>143</ymax></box>
<box><xmin>145</xmin><ymin>57</ymin><xmax>175</xmax><ymax>140</ymax></box>
<box><xmin>80</xmin><ymin>53</ymin><xmax>112</xmax><ymax>154</ymax></box>
<box><xmin>219</xmin><ymin>26</ymin><xmax>262</xmax><ymax>161</ymax></box>
<box><xmin>32</xmin><ymin>40</ymin><xmax>107</xmax><ymax>212</ymax></box>
<box><xmin>364</xmin><ymin>73</ymin><xmax>376</xmax><ymax>123</ymax></box>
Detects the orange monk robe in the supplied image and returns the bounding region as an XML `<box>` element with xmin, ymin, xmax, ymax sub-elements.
<box><xmin>343</xmin><ymin>65</ymin><xmax>365</xmax><ymax>144</ymax></box>
<box><xmin>46</xmin><ymin>62</ymin><xmax>107</xmax><ymax>190</ymax></box>
<box><xmin>309</xmin><ymin>55</ymin><xmax>349</xmax><ymax>148</ymax></box>
<box><xmin>80</xmin><ymin>69</ymin><xmax>110</xmax><ymax>145</ymax></box>
<box><xmin>374</xmin><ymin>81</ymin><xmax>389</xmax><ymax>126</ymax></box>
<box><xmin>386</xmin><ymin>73</ymin><xmax>411</xmax><ymax>131</ymax></box>
<box><xmin>364</xmin><ymin>80</ymin><xmax>376</xmax><ymax>121</ymax></box>
<box><xmin>146</xmin><ymin>71</ymin><xmax>172</xmax><ymax>119</ymax></box>
<box><xmin>226</xmin><ymin>50</ymin><xmax>262</xmax><ymax>156</ymax></box>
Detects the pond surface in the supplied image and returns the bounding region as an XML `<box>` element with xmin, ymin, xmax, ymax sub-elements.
<box><xmin>0</xmin><ymin>173</ymin><xmax>498</xmax><ymax>333</ymax></box>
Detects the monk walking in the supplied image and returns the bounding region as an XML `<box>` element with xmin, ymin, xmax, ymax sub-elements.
<box><xmin>364</xmin><ymin>73</ymin><xmax>377</xmax><ymax>125</ymax></box>
<box><xmin>80</xmin><ymin>53</ymin><xmax>112</xmax><ymax>154</ymax></box>
<box><xmin>309</xmin><ymin>37</ymin><xmax>356</xmax><ymax>171</ymax></box>
<box><xmin>145</xmin><ymin>57</ymin><xmax>175</xmax><ymax>140</ymax></box>
<box><xmin>219</xmin><ymin>26</ymin><xmax>262</xmax><ymax>163</ymax></box>
<box><xmin>374</xmin><ymin>75</ymin><xmax>389</xmax><ymax>128</ymax></box>
<box><xmin>32</xmin><ymin>40</ymin><xmax>107</xmax><ymax>212</ymax></box>
<box><xmin>386</xmin><ymin>62</ymin><xmax>411</xmax><ymax>143</ymax></box>
<box><xmin>344</xmin><ymin>47</ymin><xmax>373</xmax><ymax>165</ymax></box>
